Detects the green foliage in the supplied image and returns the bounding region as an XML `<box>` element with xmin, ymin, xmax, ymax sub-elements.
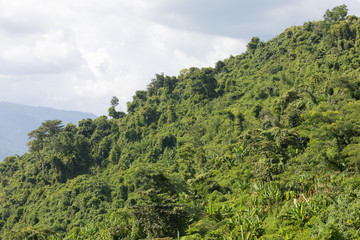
<box><xmin>9</xmin><ymin>226</ymin><xmax>57</xmax><ymax>240</ymax></box>
<box><xmin>247</xmin><ymin>37</ymin><xmax>261</xmax><ymax>53</ymax></box>
<box><xmin>109</xmin><ymin>96</ymin><xmax>125</xmax><ymax>119</ymax></box>
<box><xmin>110</xmin><ymin>96</ymin><xmax>119</xmax><ymax>108</ymax></box>
<box><xmin>252</xmin><ymin>182</ymin><xmax>282</xmax><ymax>206</ymax></box>
<box><xmin>324</xmin><ymin>5</ymin><xmax>348</xmax><ymax>23</ymax></box>
<box><xmin>1</xmin><ymin>6</ymin><xmax>360</xmax><ymax>239</ymax></box>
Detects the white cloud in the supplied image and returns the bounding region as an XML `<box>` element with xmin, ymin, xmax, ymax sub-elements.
<box><xmin>207</xmin><ymin>37</ymin><xmax>247</xmax><ymax>65</ymax></box>
<box><xmin>81</xmin><ymin>48</ymin><xmax>113</xmax><ymax>78</ymax></box>
<box><xmin>0</xmin><ymin>29</ymin><xmax>81</xmax><ymax>75</ymax></box>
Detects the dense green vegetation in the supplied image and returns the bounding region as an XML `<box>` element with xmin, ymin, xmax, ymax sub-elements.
<box><xmin>1</xmin><ymin>5</ymin><xmax>360</xmax><ymax>239</ymax></box>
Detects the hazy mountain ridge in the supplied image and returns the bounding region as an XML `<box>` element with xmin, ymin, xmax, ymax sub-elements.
<box><xmin>0</xmin><ymin>102</ymin><xmax>97</xmax><ymax>161</ymax></box>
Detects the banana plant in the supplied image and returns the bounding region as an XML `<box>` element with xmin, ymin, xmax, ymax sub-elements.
<box><xmin>280</xmin><ymin>194</ymin><xmax>323</xmax><ymax>228</ymax></box>
<box><xmin>252</xmin><ymin>182</ymin><xmax>282</xmax><ymax>206</ymax></box>
<box><xmin>206</xmin><ymin>202</ymin><xmax>233</xmax><ymax>222</ymax></box>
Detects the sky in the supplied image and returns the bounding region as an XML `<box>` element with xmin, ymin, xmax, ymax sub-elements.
<box><xmin>0</xmin><ymin>0</ymin><xmax>359</xmax><ymax>116</ymax></box>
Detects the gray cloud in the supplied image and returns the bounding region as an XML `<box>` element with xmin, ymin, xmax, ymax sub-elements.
<box><xmin>148</xmin><ymin>0</ymin><xmax>287</xmax><ymax>36</ymax></box>
<box><xmin>147</xmin><ymin>0</ymin><xmax>360</xmax><ymax>40</ymax></box>
<box><xmin>0</xmin><ymin>18</ymin><xmax>47</xmax><ymax>35</ymax></box>
<box><xmin>0</xmin><ymin>0</ymin><xmax>359</xmax><ymax>115</ymax></box>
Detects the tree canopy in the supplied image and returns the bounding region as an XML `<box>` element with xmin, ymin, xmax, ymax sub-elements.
<box><xmin>323</xmin><ymin>4</ymin><xmax>348</xmax><ymax>23</ymax></box>
<box><xmin>0</xmin><ymin>5</ymin><xmax>360</xmax><ymax>240</ymax></box>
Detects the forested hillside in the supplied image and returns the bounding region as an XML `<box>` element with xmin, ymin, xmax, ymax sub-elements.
<box><xmin>0</xmin><ymin>5</ymin><xmax>360</xmax><ymax>239</ymax></box>
<box><xmin>0</xmin><ymin>102</ymin><xmax>97</xmax><ymax>162</ymax></box>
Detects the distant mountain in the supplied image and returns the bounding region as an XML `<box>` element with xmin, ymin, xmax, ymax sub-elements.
<box><xmin>0</xmin><ymin>102</ymin><xmax>97</xmax><ymax>161</ymax></box>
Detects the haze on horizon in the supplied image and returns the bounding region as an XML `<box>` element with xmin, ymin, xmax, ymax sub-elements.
<box><xmin>0</xmin><ymin>0</ymin><xmax>359</xmax><ymax>115</ymax></box>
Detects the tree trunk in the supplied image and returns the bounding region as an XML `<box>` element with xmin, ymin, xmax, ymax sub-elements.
<box><xmin>38</xmin><ymin>152</ymin><xmax>45</xmax><ymax>177</ymax></box>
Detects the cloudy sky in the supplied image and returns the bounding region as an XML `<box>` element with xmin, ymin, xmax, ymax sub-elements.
<box><xmin>0</xmin><ymin>0</ymin><xmax>359</xmax><ymax>115</ymax></box>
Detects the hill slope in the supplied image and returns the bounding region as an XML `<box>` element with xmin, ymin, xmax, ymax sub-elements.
<box><xmin>0</xmin><ymin>102</ymin><xmax>96</xmax><ymax>161</ymax></box>
<box><xmin>0</xmin><ymin>5</ymin><xmax>360</xmax><ymax>240</ymax></box>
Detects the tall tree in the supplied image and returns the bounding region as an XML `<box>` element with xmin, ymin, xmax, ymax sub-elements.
<box><xmin>110</xmin><ymin>96</ymin><xmax>119</xmax><ymax>107</ymax></box>
<box><xmin>109</xmin><ymin>96</ymin><xmax>125</xmax><ymax>119</ymax></box>
<box><xmin>27</xmin><ymin>128</ymin><xmax>46</xmax><ymax>177</ymax></box>
<box><xmin>42</xmin><ymin>120</ymin><xmax>64</xmax><ymax>154</ymax></box>
<box><xmin>27</xmin><ymin>120</ymin><xmax>63</xmax><ymax>176</ymax></box>
<box><xmin>323</xmin><ymin>4</ymin><xmax>348</xmax><ymax>23</ymax></box>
